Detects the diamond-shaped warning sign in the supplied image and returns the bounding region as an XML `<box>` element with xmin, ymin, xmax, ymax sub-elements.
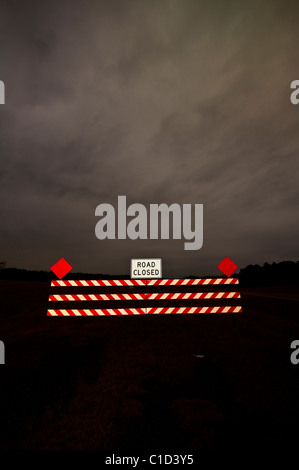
<box><xmin>217</xmin><ymin>257</ymin><xmax>238</xmax><ymax>277</ymax></box>
<box><xmin>50</xmin><ymin>258</ymin><xmax>72</xmax><ymax>279</ymax></box>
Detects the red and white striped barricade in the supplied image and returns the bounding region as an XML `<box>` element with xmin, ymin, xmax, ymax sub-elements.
<box><xmin>47</xmin><ymin>278</ymin><xmax>242</xmax><ymax>316</ymax></box>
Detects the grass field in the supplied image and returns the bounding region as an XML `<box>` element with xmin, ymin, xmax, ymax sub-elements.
<box><xmin>0</xmin><ymin>280</ymin><xmax>298</xmax><ymax>451</ymax></box>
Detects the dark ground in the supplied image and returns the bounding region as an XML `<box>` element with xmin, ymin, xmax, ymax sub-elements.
<box><xmin>0</xmin><ymin>280</ymin><xmax>298</xmax><ymax>453</ymax></box>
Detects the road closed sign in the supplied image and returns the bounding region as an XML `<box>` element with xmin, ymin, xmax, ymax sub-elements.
<box><xmin>131</xmin><ymin>258</ymin><xmax>162</xmax><ymax>279</ymax></box>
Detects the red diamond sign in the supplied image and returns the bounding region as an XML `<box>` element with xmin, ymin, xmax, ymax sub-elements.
<box><xmin>51</xmin><ymin>258</ymin><xmax>72</xmax><ymax>279</ymax></box>
<box><xmin>217</xmin><ymin>257</ymin><xmax>238</xmax><ymax>277</ymax></box>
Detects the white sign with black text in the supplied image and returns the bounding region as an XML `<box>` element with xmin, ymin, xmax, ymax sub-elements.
<box><xmin>130</xmin><ymin>258</ymin><xmax>162</xmax><ymax>279</ymax></box>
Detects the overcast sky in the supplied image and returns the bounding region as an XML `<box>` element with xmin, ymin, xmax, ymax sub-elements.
<box><xmin>0</xmin><ymin>0</ymin><xmax>298</xmax><ymax>277</ymax></box>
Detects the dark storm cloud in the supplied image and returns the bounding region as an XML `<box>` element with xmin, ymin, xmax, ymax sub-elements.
<box><xmin>0</xmin><ymin>0</ymin><xmax>298</xmax><ymax>275</ymax></box>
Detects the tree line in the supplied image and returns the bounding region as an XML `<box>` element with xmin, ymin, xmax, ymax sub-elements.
<box><xmin>0</xmin><ymin>260</ymin><xmax>298</xmax><ymax>285</ymax></box>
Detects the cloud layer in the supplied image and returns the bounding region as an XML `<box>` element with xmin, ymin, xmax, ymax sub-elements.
<box><xmin>0</xmin><ymin>0</ymin><xmax>298</xmax><ymax>276</ymax></box>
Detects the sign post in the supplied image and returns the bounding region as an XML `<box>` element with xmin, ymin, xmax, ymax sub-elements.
<box><xmin>130</xmin><ymin>258</ymin><xmax>162</xmax><ymax>316</ymax></box>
